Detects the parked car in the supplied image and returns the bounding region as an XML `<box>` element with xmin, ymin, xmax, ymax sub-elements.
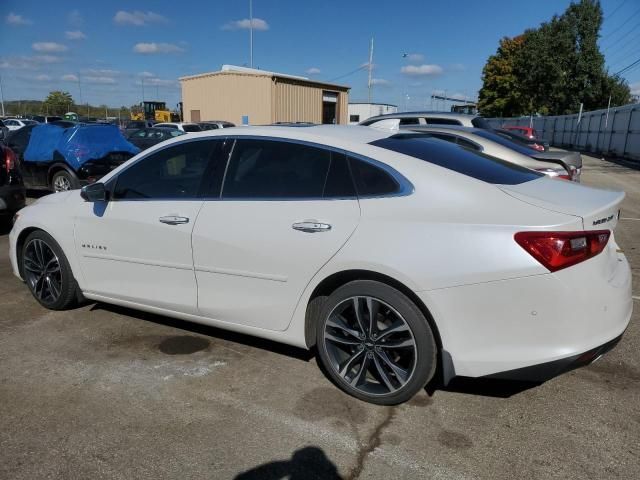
<box><xmin>0</xmin><ymin>120</ymin><xmax>9</xmax><ymax>143</ymax></box>
<box><xmin>360</xmin><ymin>111</ymin><xmax>492</xmax><ymax>129</ymax></box>
<box><xmin>154</xmin><ymin>122</ymin><xmax>202</xmax><ymax>132</ymax></box>
<box><xmin>5</xmin><ymin>123</ymin><xmax>139</xmax><ymax>192</ymax></box>
<box><xmin>0</xmin><ymin>144</ymin><xmax>26</xmax><ymax>224</ymax></box>
<box><xmin>384</xmin><ymin>124</ymin><xmax>578</xmax><ymax>181</ymax></box>
<box><xmin>128</xmin><ymin>127</ymin><xmax>186</xmax><ymax>150</ymax></box>
<box><xmin>2</xmin><ymin>118</ymin><xmax>38</xmax><ymax>131</ymax></box>
<box><xmin>198</xmin><ymin>121</ymin><xmax>236</xmax><ymax>130</ymax></box>
<box><xmin>495</xmin><ymin>128</ymin><xmax>549</xmax><ymax>152</ymax></box>
<box><xmin>124</xmin><ymin>120</ymin><xmax>155</xmax><ymax>138</ymax></box>
<box><xmin>503</xmin><ymin>125</ymin><xmax>538</xmax><ymax>139</ymax></box>
<box><xmin>9</xmin><ymin>125</ymin><xmax>631</xmax><ymax>405</ymax></box>
<box><xmin>31</xmin><ymin>115</ymin><xmax>62</xmax><ymax>124</ymax></box>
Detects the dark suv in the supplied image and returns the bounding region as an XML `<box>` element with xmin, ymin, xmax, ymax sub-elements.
<box><xmin>0</xmin><ymin>145</ymin><xmax>26</xmax><ymax>224</ymax></box>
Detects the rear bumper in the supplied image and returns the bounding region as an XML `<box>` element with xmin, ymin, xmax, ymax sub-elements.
<box><xmin>418</xmin><ymin>242</ymin><xmax>633</xmax><ymax>380</ymax></box>
<box><xmin>485</xmin><ymin>333</ymin><xmax>623</xmax><ymax>382</ymax></box>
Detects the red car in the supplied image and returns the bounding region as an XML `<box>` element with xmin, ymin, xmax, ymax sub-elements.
<box><xmin>503</xmin><ymin>125</ymin><xmax>539</xmax><ymax>140</ymax></box>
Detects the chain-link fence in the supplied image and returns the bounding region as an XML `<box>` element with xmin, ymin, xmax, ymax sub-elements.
<box><xmin>486</xmin><ymin>103</ymin><xmax>640</xmax><ymax>162</ymax></box>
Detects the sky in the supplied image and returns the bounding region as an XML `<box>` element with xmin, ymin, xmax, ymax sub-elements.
<box><xmin>1</xmin><ymin>0</ymin><xmax>639</xmax><ymax>112</ymax></box>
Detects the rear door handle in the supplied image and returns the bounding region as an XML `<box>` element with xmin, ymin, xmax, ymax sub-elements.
<box><xmin>159</xmin><ymin>216</ymin><xmax>190</xmax><ymax>225</ymax></box>
<box><xmin>292</xmin><ymin>221</ymin><xmax>332</xmax><ymax>233</ymax></box>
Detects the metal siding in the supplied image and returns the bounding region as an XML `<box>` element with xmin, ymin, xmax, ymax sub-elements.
<box><xmin>273</xmin><ymin>81</ymin><xmax>322</xmax><ymax>123</ymax></box>
<box><xmin>181</xmin><ymin>73</ymin><xmax>272</xmax><ymax>125</ymax></box>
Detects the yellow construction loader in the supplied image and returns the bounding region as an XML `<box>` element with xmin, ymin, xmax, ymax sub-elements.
<box><xmin>130</xmin><ymin>101</ymin><xmax>180</xmax><ymax>122</ymax></box>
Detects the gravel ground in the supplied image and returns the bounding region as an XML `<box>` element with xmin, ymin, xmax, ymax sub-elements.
<box><xmin>0</xmin><ymin>153</ymin><xmax>638</xmax><ymax>479</ymax></box>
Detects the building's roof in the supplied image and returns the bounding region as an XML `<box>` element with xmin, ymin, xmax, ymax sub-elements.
<box><xmin>179</xmin><ymin>64</ymin><xmax>350</xmax><ymax>90</ymax></box>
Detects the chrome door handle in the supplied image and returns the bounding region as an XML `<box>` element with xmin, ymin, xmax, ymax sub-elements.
<box><xmin>292</xmin><ymin>221</ymin><xmax>332</xmax><ymax>233</ymax></box>
<box><xmin>159</xmin><ymin>216</ymin><xmax>189</xmax><ymax>225</ymax></box>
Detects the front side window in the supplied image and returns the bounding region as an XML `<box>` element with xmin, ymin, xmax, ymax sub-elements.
<box><xmin>113</xmin><ymin>140</ymin><xmax>219</xmax><ymax>199</ymax></box>
<box><xmin>350</xmin><ymin>115</ymin><xmax>360</xmax><ymax>123</ymax></box>
<box><xmin>222</xmin><ymin>139</ymin><xmax>333</xmax><ymax>199</ymax></box>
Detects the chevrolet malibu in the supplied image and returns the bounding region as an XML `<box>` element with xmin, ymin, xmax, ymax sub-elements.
<box><xmin>9</xmin><ymin>126</ymin><xmax>632</xmax><ymax>405</ymax></box>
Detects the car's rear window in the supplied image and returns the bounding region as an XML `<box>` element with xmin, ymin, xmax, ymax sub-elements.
<box><xmin>370</xmin><ymin>134</ymin><xmax>543</xmax><ymax>185</ymax></box>
<box><xmin>473</xmin><ymin>129</ymin><xmax>538</xmax><ymax>156</ymax></box>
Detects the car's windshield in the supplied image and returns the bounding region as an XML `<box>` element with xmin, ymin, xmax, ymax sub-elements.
<box><xmin>370</xmin><ymin>134</ymin><xmax>543</xmax><ymax>185</ymax></box>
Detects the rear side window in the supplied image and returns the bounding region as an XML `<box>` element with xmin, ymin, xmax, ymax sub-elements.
<box><xmin>183</xmin><ymin>124</ymin><xmax>202</xmax><ymax>132</ymax></box>
<box><xmin>349</xmin><ymin>157</ymin><xmax>400</xmax><ymax>196</ymax></box>
<box><xmin>370</xmin><ymin>134</ymin><xmax>542</xmax><ymax>185</ymax></box>
<box><xmin>399</xmin><ymin>118</ymin><xmax>420</xmax><ymax>126</ymax></box>
<box><xmin>222</xmin><ymin>139</ymin><xmax>332</xmax><ymax>199</ymax></box>
<box><xmin>425</xmin><ymin>118</ymin><xmax>461</xmax><ymax>126</ymax></box>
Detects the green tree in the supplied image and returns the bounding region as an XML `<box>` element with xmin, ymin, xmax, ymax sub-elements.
<box><xmin>479</xmin><ymin>0</ymin><xmax>630</xmax><ymax>116</ymax></box>
<box><xmin>477</xmin><ymin>36</ymin><xmax>526</xmax><ymax>117</ymax></box>
<box><xmin>43</xmin><ymin>91</ymin><xmax>74</xmax><ymax>116</ymax></box>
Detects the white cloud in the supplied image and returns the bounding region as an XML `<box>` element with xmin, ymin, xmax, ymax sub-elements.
<box><xmin>401</xmin><ymin>64</ymin><xmax>444</xmax><ymax>76</ymax></box>
<box><xmin>83</xmin><ymin>68</ymin><xmax>119</xmax><ymax>76</ymax></box>
<box><xmin>138</xmin><ymin>71</ymin><xmax>156</xmax><ymax>78</ymax></box>
<box><xmin>35</xmin><ymin>74</ymin><xmax>51</xmax><ymax>81</ymax></box>
<box><xmin>630</xmin><ymin>82</ymin><xmax>640</xmax><ymax>96</ymax></box>
<box><xmin>222</xmin><ymin>18</ymin><xmax>269</xmax><ymax>31</ymax></box>
<box><xmin>6</xmin><ymin>13</ymin><xmax>32</xmax><ymax>25</ymax></box>
<box><xmin>33</xmin><ymin>55</ymin><xmax>62</xmax><ymax>63</ymax></box>
<box><xmin>85</xmin><ymin>76</ymin><xmax>117</xmax><ymax>85</ymax></box>
<box><xmin>62</xmin><ymin>74</ymin><xmax>79</xmax><ymax>82</ymax></box>
<box><xmin>115</xmin><ymin>10</ymin><xmax>167</xmax><ymax>26</ymax></box>
<box><xmin>404</xmin><ymin>53</ymin><xmax>424</xmax><ymax>63</ymax></box>
<box><xmin>68</xmin><ymin>10</ymin><xmax>83</xmax><ymax>26</ymax></box>
<box><xmin>0</xmin><ymin>55</ymin><xmax>62</xmax><ymax>69</ymax></box>
<box><xmin>65</xmin><ymin>30</ymin><xmax>86</xmax><ymax>40</ymax></box>
<box><xmin>305</xmin><ymin>67</ymin><xmax>321</xmax><ymax>75</ymax></box>
<box><xmin>133</xmin><ymin>42</ymin><xmax>184</xmax><ymax>54</ymax></box>
<box><xmin>32</xmin><ymin>42</ymin><xmax>68</xmax><ymax>53</ymax></box>
<box><xmin>370</xmin><ymin>78</ymin><xmax>390</xmax><ymax>86</ymax></box>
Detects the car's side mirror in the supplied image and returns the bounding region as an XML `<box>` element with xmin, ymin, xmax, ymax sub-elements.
<box><xmin>80</xmin><ymin>182</ymin><xmax>107</xmax><ymax>202</ymax></box>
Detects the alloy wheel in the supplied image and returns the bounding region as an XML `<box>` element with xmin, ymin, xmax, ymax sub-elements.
<box><xmin>53</xmin><ymin>175</ymin><xmax>71</xmax><ymax>192</ymax></box>
<box><xmin>23</xmin><ymin>238</ymin><xmax>62</xmax><ymax>304</ymax></box>
<box><xmin>323</xmin><ymin>296</ymin><xmax>417</xmax><ymax>396</ymax></box>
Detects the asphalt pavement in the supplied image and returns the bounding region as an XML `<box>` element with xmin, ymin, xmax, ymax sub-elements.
<box><xmin>0</xmin><ymin>153</ymin><xmax>638</xmax><ymax>479</ymax></box>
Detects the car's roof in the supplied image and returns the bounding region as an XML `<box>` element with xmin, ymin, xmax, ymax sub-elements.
<box><xmin>176</xmin><ymin>124</ymin><xmax>394</xmax><ymax>146</ymax></box>
<box><xmin>364</xmin><ymin>111</ymin><xmax>479</xmax><ymax>121</ymax></box>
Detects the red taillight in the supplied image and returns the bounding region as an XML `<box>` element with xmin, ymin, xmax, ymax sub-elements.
<box><xmin>4</xmin><ymin>147</ymin><xmax>16</xmax><ymax>172</ymax></box>
<box><xmin>532</xmin><ymin>143</ymin><xmax>545</xmax><ymax>151</ymax></box>
<box><xmin>514</xmin><ymin>230</ymin><xmax>610</xmax><ymax>272</ymax></box>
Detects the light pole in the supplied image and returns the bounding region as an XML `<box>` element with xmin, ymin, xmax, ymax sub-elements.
<box><xmin>141</xmin><ymin>77</ymin><xmax>145</xmax><ymax>102</ymax></box>
<box><xmin>0</xmin><ymin>74</ymin><xmax>5</xmax><ymax>117</ymax></box>
<box><xmin>249</xmin><ymin>0</ymin><xmax>253</xmax><ymax>68</ymax></box>
<box><xmin>77</xmin><ymin>74</ymin><xmax>82</xmax><ymax>110</ymax></box>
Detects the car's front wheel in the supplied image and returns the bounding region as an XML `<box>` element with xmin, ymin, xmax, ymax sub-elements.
<box><xmin>316</xmin><ymin>280</ymin><xmax>437</xmax><ymax>405</ymax></box>
<box><xmin>21</xmin><ymin>230</ymin><xmax>78</xmax><ymax>310</ymax></box>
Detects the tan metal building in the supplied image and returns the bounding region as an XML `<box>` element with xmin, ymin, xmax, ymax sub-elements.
<box><xmin>179</xmin><ymin>65</ymin><xmax>350</xmax><ymax>125</ymax></box>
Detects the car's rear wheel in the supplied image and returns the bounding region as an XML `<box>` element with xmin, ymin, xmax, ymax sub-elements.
<box><xmin>316</xmin><ymin>280</ymin><xmax>437</xmax><ymax>405</ymax></box>
<box><xmin>51</xmin><ymin>170</ymin><xmax>79</xmax><ymax>192</ymax></box>
<box><xmin>21</xmin><ymin>230</ymin><xmax>78</xmax><ymax>310</ymax></box>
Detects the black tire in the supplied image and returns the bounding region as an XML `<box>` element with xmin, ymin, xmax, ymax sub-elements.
<box><xmin>21</xmin><ymin>230</ymin><xmax>78</xmax><ymax>310</ymax></box>
<box><xmin>315</xmin><ymin>280</ymin><xmax>437</xmax><ymax>405</ymax></box>
<box><xmin>50</xmin><ymin>169</ymin><xmax>79</xmax><ymax>192</ymax></box>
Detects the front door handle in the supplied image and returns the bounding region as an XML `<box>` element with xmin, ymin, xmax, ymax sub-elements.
<box><xmin>159</xmin><ymin>216</ymin><xmax>189</xmax><ymax>225</ymax></box>
<box><xmin>292</xmin><ymin>221</ymin><xmax>332</xmax><ymax>233</ymax></box>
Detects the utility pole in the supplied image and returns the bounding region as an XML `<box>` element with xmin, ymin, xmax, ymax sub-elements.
<box><xmin>77</xmin><ymin>74</ymin><xmax>82</xmax><ymax>109</ymax></box>
<box><xmin>249</xmin><ymin>0</ymin><xmax>254</xmax><ymax>68</ymax></box>
<box><xmin>0</xmin><ymin>74</ymin><xmax>5</xmax><ymax>117</ymax></box>
<box><xmin>141</xmin><ymin>77</ymin><xmax>145</xmax><ymax>102</ymax></box>
<box><xmin>605</xmin><ymin>95</ymin><xmax>612</xmax><ymax>128</ymax></box>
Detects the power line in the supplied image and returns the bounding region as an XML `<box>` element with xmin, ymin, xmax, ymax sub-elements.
<box><xmin>601</xmin><ymin>6</ymin><xmax>640</xmax><ymax>41</ymax></box>
<box><xmin>605</xmin><ymin>0</ymin><xmax>627</xmax><ymax>20</ymax></box>
<box><xmin>606</xmin><ymin>29</ymin><xmax>640</xmax><ymax>59</ymax></box>
<box><xmin>603</xmin><ymin>21</ymin><xmax>640</xmax><ymax>51</ymax></box>
<box><xmin>328</xmin><ymin>64</ymin><xmax>368</xmax><ymax>82</ymax></box>
<box><xmin>614</xmin><ymin>56</ymin><xmax>640</xmax><ymax>76</ymax></box>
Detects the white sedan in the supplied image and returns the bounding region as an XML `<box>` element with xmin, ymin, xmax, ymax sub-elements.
<box><xmin>3</xmin><ymin>118</ymin><xmax>38</xmax><ymax>131</ymax></box>
<box><xmin>9</xmin><ymin>126</ymin><xmax>632</xmax><ymax>404</ymax></box>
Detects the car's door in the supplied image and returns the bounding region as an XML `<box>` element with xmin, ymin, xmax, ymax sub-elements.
<box><xmin>192</xmin><ymin>137</ymin><xmax>361</xmax><ymax>331</ymax></box>
<box><xmin>74</xmin><ymin>138</ymin><xmax>225</xmax><ymax>313</ymax></box>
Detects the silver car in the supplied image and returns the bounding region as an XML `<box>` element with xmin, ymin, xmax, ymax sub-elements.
<box><xmin>360</xmin><ymin>111</ymin><xmax>492</xmax><ymax>129</ymax></box>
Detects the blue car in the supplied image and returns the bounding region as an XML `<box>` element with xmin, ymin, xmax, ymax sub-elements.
<box><xmin>6</xmin><ymin>123</ymin><xmax>140</xmax><ymax>192</ymax></box>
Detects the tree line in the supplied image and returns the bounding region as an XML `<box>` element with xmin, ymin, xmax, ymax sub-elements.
<box><xmin>3</xmin><ymin>91</ymin><xmax>134</xmax><ymax>119</ymax></box>
<box><xmin>478</xmin><ymin>0</ymin><xmax>631</xmax><ymax>118</ymax></box>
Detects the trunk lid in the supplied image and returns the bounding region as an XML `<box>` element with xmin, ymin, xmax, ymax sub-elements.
<box><xmin>500</xmin><ymin>177</ymin><xmax>623</xmax><ymax>231</ymax></box>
